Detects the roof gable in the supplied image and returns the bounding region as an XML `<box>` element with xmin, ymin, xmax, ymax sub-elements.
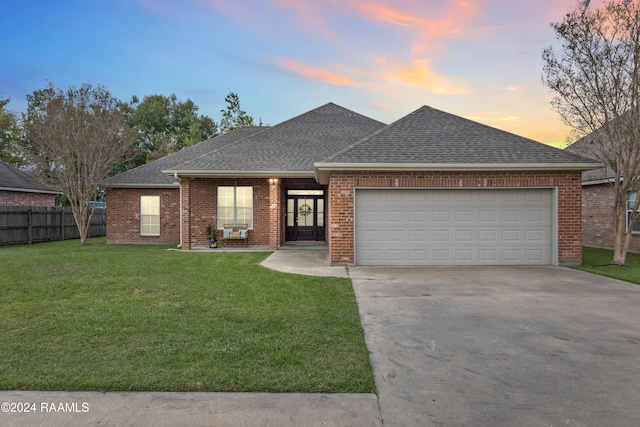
<box><xmin>0</xmin><ymin>160</ymin><xmax>61</xmax><ymax>194</ymax></box>
<box><xmin>321</xmin><ymin>105</ymin><xmax>601</xmax><ymax>165</ymax></box>
<box><xmin>104</xmin><ymin>126</ymin><xmax>269</xmax><ymax>187</ymax></box>
<box><xmin>166</xmin><ymin>103</ymin><xmax>386</xmax><ymax>175</ymax></box>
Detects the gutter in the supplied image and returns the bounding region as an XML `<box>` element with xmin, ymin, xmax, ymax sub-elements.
<box><xmin>0</xmin><ymin>186</ymin><xmax>63</xmax><ymax>195</ymax></box>
<box><xmin>161</xmin><ymin>170</ymin><xmax>315</xmax><ymax>178</ymax></box>
<box><xmin>174</xmin><ymin>173</ymin><xmax>182</xmax><ymax>248</ymax></box>
<box><xmin>102</xmin><ymin>183</ymin><xmax>180</xmax><ymax>189</ymax></box>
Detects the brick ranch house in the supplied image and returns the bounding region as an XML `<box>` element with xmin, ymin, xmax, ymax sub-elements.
<box><xmin>0</xmin><ymin>159</ymin><xmax>62</xmax><ymax>207</ymax></box>
<box><xmin>105</xmin><ymin>103</ymin><xmax>600</xmax><ymax>266</ymax></box>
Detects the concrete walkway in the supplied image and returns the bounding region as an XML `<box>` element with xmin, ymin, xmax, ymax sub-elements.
<box><xmin>0</xmin><ymin>391</ymin><xmax>381</xmax><ymax>427</ymax></box>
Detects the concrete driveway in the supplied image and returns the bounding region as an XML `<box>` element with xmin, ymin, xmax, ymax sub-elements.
<box><xmin>349</xmin><ymin>265</ymin><xmax>640</xmax><ymax>427</ymax></box>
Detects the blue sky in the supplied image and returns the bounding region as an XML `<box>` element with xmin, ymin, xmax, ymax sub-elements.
<box><xmin>1</xmin><ymin>0</ymin><xmax>603</xmax><ymax>147</ymax></box>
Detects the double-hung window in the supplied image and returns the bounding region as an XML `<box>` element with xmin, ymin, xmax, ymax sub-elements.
<box><xmin>140</xmin><ymin>195</ymin><xmax>160</xmax><ymax>236</ymax></box>
<box><xmin>217</xmin><ymin>186</ymin><xmax>253</xmax><ymax>229</ymax></box>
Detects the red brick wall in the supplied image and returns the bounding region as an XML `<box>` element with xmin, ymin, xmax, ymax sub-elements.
<box><xmin>180</xmin><ymin>178</ymin><xmax>272</xmax><ymax>249</ymax></box>
<box><xmin>327</xmin><ymin>170</ymin><xmax>584</xmax><ymax>266</ymax></box>
<box><xmin>106</xmin><ymin>188</ymin><xmax>180</xmax><ymax>244</ymax></box>
<box><xmin>2</xmin><ymin>190</ymin><xmax>58</xmax><ymax>207</ymax></box>
<box><xmin>582</xmin><ymin>183</ymin><xmax>640</xmax><ymax>253</ymax></box>
<box><xmin>106</xmin><ymin>178</ymin><xmax>326</xmax><ymax>249</ymax></box>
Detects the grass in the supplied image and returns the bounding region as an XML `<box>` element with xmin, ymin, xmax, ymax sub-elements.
<box><xmin>0</xmin><ymin>238</ymin><xmax>374</xmax><ymax>393</ymax></box>
<box><xmin>574</xmin><ymin>246</ymin><xmax>640</xmax><ymax>285</ymax></box>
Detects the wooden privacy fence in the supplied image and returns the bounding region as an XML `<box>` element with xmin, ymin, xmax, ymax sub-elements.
<box><xmin>0</xmin><ymin>206</ymin><xmax>106</xmax><ymax>246</ymax></box>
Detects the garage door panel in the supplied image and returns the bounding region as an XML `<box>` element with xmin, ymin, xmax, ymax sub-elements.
<box><xmin>502</xmin><ymin>211</ymin><xmax>521</xmax><ymax>222</ymax></box>
<box><xmin>432</xmin><ymin>230</ymin><xmax>450</xmax><ymax>242</ymax></box>
<box><xmin>410</xmin><ymin>230</ymin><xmax>428</xmax><ymax>242</ymax></box>
<box><xmin>455</xmin><ymin>230</ymin><xmax>473</xmax><ymax>242</ymax></box>
<box><xmin>355</xmin><ymin>189</ymin><xmax>553</xmax><ymax>266</ymax></box>
<box><xmin>479</xmin><ymin>249</ymin><xmax>498</xmax><ymax>261</ymax></box>
<box><xmin>455</xmin><ymin>210</ymin><xmax>474</xmax><ymax>222</ymax></box>
<box><xmin>478</xmin><ymin>230</ymin><xmax>497</xmax><ymax>242</ymax></box>
<box><xmin>525</xmin><ymin>210</ymin><xmax>544</xmax><ymax>222</ymax></box>
<box><xmin>478</xmin><ymin>210</ymin><xmax>497</xmax><ymax>222</ymax></box>
<box><xmin>432</xmin><ymin>249</ymin><xmax>451</xmax><ymax>262</ymax></box>
<box><xmin>525</xmin><ymin>249</ymin><xmax>544</xmax><ymax>261</ymax></box>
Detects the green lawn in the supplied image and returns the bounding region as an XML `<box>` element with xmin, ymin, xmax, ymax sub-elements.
<box><xmin>0</xmin><ymin>238</ymin><xmax>374</xmax><ymax>393</ymax></box>
<box><xmin>574</xmin><ymin>246</ymin><xmax>640</xmax><ymax>285</ymax></box>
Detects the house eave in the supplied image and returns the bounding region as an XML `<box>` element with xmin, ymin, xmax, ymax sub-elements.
<box><xmin>582</xmin><ymin>178</ymin><xmax>614</xmax><ymax>186</ymax></box>
<box><xmin>313</xmin><ymin>162</ymin><xmax>604</xmax><ymax>185</ymax></box>
<box><xmin>102</xmin><ymin>183</ymin><xmax>180</xmax><ymax>189</ymax></box>
<box><xmin>163</xmin><ymin>170</ymin><xmax>316</xmax><ymax>179</ymax></box>
<box><xmin>0</xmin><ymin>186</ymin><xmax>63</xmax><ymax>195</ymax></box>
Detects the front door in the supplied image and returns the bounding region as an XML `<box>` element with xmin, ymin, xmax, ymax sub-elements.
<box><xmin>286</xmin><ymin>190</ymin><xmax>325</xmax><ymax>241</ymax></box>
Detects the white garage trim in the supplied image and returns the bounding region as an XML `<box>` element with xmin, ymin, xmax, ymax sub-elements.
<box><xmin>354</xmin><ymin>187</ymin><xmax>558</xmax><ymax>266</ymax></box>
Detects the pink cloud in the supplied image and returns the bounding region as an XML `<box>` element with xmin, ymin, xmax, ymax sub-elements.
<box><xmin>389</xmin><ymin>59</ymin><xmax>470</xmax><ymax>94</ymax></box>
<box><xmin>275</xmin><ymin>56</ymin><xmax>469</xmax><ymax>96</ymax></box>
<box><xmin>276</xmin><ymin>58</ymin><xmax>361</xmax><ymax>86</ymax></box>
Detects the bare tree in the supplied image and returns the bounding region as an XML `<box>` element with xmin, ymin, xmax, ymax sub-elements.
<box><xmin>24</xmin><ymin>83</ymin><xmax>137</xmax><ymax>245</ymax></box>
<box><xmin>543</xmin><ymin>0</ymin><xmax>640</xmax><ymax>264</ymax></box>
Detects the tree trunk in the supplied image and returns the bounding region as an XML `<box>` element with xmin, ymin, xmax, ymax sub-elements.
<box><xmin>70</xmin><ymin>204</ymin><xmax>91</xmax><ymax>246</ymax></box>
<box><xmin>612</xmin><ymin>205</ymin><xmax>628</xmax><ymax>265</ymax></box>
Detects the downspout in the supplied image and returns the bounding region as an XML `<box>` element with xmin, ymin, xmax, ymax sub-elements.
<box><xmin>175</xmin><ymin>173</ymin><xmax>182</xmax><ymax>248</ymax></box>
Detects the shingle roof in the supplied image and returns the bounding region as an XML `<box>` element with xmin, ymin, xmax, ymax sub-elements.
<box><xmin>0</xmin><ymin>160</ymin><xmax>62</xmax><ymax>194</ymax></box>
<box><xmin>103</xmin><ymin>126</ymin><xmax>270</xmax><ymax>187</ymax></box>
<box><xmin>106</xmin><ymin>103</ymin><xmax>601</xmax><ymax>188</ymax></box>
<box><xmin>166</xmin><ymin>103</ymin><xmax>386</xmax><ymax>175</ymax></box>
<box><xmin>565</xmin><ymin>133</ymin><xmax>614</xmax><ymax>184</ymax></box>
<box><xmin>320</xmin><ymin>105</ymin><xmax>602</xmax><ymax>165</ymax></box>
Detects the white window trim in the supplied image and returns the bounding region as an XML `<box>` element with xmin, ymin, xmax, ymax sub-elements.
<box><xmin>217</xmin><ymin>186</ymin><xmax>253</xmax><ymax>230</ymax></box>
<box><xmin>140</xmin><ymin>195</ymin><xmax>160</xmax><ymax>236</ymax></box>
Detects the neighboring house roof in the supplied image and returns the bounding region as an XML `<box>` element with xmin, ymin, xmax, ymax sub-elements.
<box><xmin>315</xmin><ymin>106</ymin><xmax>602</xmax><ymax>184</ymax></box>
<box><xmin>104</xmin><ymin>126</ymin><xmax>270</xmax><ymax>187</ymax></box>
<box><xmin>164</xmin><ymin>103</ymin><xmax>387</xmax><ymax>178</ymax></box>
<box><xmin>565</xmin><ymin>134</ymin><xmax>615</xmax><ymax>185</ymax></box>
<box><xmin>0</xmin><ymin>159</ymin><xmax>62</xmax><ymax>194</ymax></box>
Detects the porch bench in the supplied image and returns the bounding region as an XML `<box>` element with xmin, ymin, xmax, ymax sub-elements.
<box><xmin>222</xmin><ymin>224</ymin><xmax>249</xmax><ymax>248</ymax></box>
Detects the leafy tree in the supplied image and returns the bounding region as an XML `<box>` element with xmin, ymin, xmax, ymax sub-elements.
<box><xmin>219</xmin><ymin>92</ymin><xmax>263</xmax><ymax>134</ymax></box>
<box><xmin>123</xmin><ymin>94</ymin><xmax>217</xmax><ymax>166</ymax></box>
<box><xmin>542</xmin><ymin>0</ymin><xmax>640</xmax><ymax>265</ymax></box>
<box><xmin>23</xmin><ymin>83</ymin><xmax>138</xmax><ymax>245</ymax></box>
<box><xmin>0</xmin><ymin>94</ymin><xmax>24</xmax><ymax>167</ymax></box>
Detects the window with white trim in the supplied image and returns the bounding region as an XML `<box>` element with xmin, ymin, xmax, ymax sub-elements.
<box><xmin>627</xmin><ymin>192</ymin><xmax>640</xmax><ymax>233</ymax></box>
<box><xmin>140</xmin><ymin>195</ymin><xmax>160</xmax><ymax>236</ymax></box>
<box><xmin>217</xmin><ymin>186</ymin><xmax>253</xmax><ymax>229</ymax></box>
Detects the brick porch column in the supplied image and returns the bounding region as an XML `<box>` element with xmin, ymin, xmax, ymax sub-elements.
<box><xmin>268</xmin><ymin>178</ymin><xmax>281</xmax><ymax>250</ymax></box>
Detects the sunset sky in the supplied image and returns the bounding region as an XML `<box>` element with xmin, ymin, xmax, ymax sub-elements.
<box><xmin>2</xmin><ymin>0</ymin><xmax>606</xmax><ymax>147</ymax></box>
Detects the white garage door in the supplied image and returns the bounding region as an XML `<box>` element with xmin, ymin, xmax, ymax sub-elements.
<box><xmin>355</xmin><ymin>188</ymin><xmax>554</xmax><ymax>266</ymax></box>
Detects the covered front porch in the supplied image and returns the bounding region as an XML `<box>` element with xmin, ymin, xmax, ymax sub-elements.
<box><xmin>177</xmin><ymin>176</ymin><xmax>327</xmax><ymax>250</ymax></box>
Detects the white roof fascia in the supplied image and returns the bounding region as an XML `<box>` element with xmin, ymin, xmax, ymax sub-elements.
<box><xmin>102</xmin><ymin>183</ymin><xmax>180</xmax><ymax>189</ymax></box>
<box><xmin>0</xmin><ymin>186</ymin><xmax>63</xmax><ymax>195</ymax></box>
<box><xmin>163</xmin><ymin>170</ymin><xmax>316</xmax><ymax>179</ymax></box>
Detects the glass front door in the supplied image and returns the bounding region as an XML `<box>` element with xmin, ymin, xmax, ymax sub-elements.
<box><xmin>286</xmin><ymin>190</ymin><xmax>325</xmax><ymax>241</ymax></box>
